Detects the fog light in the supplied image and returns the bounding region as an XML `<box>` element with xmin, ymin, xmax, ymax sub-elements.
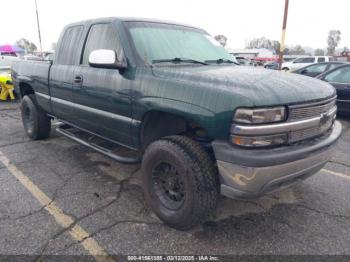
<box><xmin>231</xmin><ymin>133</ymin><xmax>287</xmax><ymax>147</ymax></box>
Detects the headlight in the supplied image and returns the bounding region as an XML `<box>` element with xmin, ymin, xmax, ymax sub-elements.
<box><xmin>234</xmin><ymin>107</ymin><xmax>286</xmax><ymax>124</ymax></box>
<box><xmin>231</xmin><ymin>133</ymin><xmax>288</xmax><ymax>147</ymax></box>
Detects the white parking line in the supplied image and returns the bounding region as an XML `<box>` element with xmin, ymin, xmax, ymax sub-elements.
<box><xmin>322</xmin><ymin>168</ymin><xmax>350</xmax><ymax>180</ymax></box>
<box><xmin>0</xmin><ymin>151</ymin><xmax>115</xmax><ymax>262</ymax></box>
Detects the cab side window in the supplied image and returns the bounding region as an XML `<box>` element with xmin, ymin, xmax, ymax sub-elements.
<box><xmin>56</xmin><ymin>25</ymin><xmax>84</xmax><ymax>65</ymax></box>
<box><xmin>82</xmin><ymin>23</ymin><xmax>121</xmax><ymax>65</ymax></box>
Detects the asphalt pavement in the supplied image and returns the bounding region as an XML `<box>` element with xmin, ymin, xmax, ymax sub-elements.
<box><xmin>0</xmin><ymin>101</ymin><xmax>349</xmax><ymax>261</ymax></box>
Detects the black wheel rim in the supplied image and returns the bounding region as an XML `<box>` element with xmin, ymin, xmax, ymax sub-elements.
<box><xmin>24</xmin><ymin>106</ymin><xmax>34</xmax><ymax>135</ymax></box>
<box><xmin>152</xmin><ymin>162</ymin><xmax>185</xmax><ymax>210</ymax></box>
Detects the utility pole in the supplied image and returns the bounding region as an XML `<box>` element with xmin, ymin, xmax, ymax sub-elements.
<box><xmin>279</xmin><ymin>0</ymin><xmax>289</xmax><ymax>70</ymax></box>
<box><xmin>34</xmin><ymin>0</ymin><xmax>43</xmax><ymax>57</ymax></box>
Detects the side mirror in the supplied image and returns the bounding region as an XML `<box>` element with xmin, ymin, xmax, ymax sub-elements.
<box><xmin>89</xmin><ymin>49</ymin><xmax>127</xmax><ymax>69</ymax></box>
<box><xmin>301</xmin><ymin>69</ymin><xmax>308</xmax><ymax>74</ymax></box>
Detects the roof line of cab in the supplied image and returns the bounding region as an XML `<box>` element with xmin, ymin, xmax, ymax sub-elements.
<box><xmin>64</xmin><ymin>17</ymin><xmax>201</xmax><ymax>30</ymax></box>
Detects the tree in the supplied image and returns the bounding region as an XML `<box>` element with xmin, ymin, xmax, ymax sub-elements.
<box><xmin>214</xmin><ymin>35</ymin><xmax>227</xmax><ymax>47</ymax></box>
<box><xmin>286</xmin><ymin>45</ymin><xmax>306</xmax><ymax>55</ymax></box>
<box><xmin>314</xmin><ymin>48</ymin><xmax>325</xmax><ymax>56</ymax></box>
<box><xmin>246</xmin><ymin>37</ymin><xmax>272</xmax><ymax>49</ymax></box>
<box><xmin>16</xmin><ymin>38</ymin><xmax>37</xmax><ymax>53</ymax></box>
<box><xmin>271</xmin><ymin>40</ymin><xmax>281</xmax><ymax>55</ymax></box>
<box><xmin>246</xmin><ymin>37</ymin><xmax>280</xmax><ymax>55</ymax></box>
<box><xmin>246</xmin><ymin>37</ymin><xmax>308</xmax><ymax>56</ymax></box>
<box><xmin>327</xmin><ymin>30</ymin><xmax>341</xmax><ymax>56</ymax></box>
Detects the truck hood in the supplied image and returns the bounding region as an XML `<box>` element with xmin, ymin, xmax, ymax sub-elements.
<box><xmin>152</xmin><ymin>65</ymin><xmax>336</xmax><ymax>107</ymax></box>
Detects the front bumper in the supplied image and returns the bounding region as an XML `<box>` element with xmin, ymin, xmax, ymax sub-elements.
<box><xmin>212</xmin><ymin>121</ymin><xmax>342</xmax><ymax>199</ymax></box>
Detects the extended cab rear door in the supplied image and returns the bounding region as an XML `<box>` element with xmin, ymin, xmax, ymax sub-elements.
<box><xmin>72</xmin><ymin>22</ymin><xmax>134</xmax><ymax>147</ymax></box>
<box><xmin>49</xmin><ymin>25</ymin><xmax>85</xmax><ymax>122</ymax></box>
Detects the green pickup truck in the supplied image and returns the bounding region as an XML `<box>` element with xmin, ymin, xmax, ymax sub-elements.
<box><xmin>12</xmin><ymin>17</ymin><xmax>342</xmax><ymax>230</ymax></box>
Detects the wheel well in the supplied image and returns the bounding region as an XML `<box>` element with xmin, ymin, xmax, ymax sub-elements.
<box><xmin>19</xmin><ymin>83</ymin><xmax>34</xmax><ymax>97</ymax></box>
<box><xmin>140</xmin><ymin>111</ymin><xmax>210</xmax><ymax>149</ymax></box>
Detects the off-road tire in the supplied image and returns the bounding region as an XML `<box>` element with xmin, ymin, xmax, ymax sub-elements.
<box><xmin>20</xmin><ymin>94</ymin><xmax>51</xmax><ymax>140</ymax></box>
<box><xmin>142</xmin><ymin>135</ymin><xmax>219</xmax><ymax>230</ymax></box>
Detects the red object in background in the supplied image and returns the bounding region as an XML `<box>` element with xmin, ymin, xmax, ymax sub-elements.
<box><xmin>253</xmin><ymin>56</ymin><xmax>279</xmax><ymax>63</ymax></box>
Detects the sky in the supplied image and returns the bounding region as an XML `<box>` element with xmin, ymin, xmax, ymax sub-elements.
<box><xmin>1</xmin><ymin>0</ymin><xmax>349</xmax><ymax>51</ymax></box>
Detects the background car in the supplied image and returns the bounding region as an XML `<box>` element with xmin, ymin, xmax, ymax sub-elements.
<box><xmin>236</xmin><ymin>56</ymin><xmax>251</xmax><ymax>66</ymax></box>
<box><xmin>281</xmin><ymin>56</ymin><xmax>335</xmax><ymax>71</ymax></box>
<box><xmin>22</xmin><ymin>55</ymin><xmax>43</xmax><ymax>61</ymax></box>
<box><xmin>317</xmin><ymin>64</ymin><xmax>350</xmax><ymax>115</ymax></box>
<box><xmin>264</xmin><ymin>61</ymin><xmax>279</xmax><ymax>70</ymax></box>
<box><xmin>0</xmin><ymin>52</ymin><xmax>21</xmax><ymax>67</ymax></box>
<box><xmin>229</xmin><ymin>54</ymin><xmax>239</xmax><ymax>65</ymax></box>
<box><xmin>293</xmin><ymin>62</ymin><xmax>345</xmax><ymax>78</ymax></box>
<box><xmin>0</xmin><ymin>66</ymin><xmax>11</xmax><ymax>73</ymax></box>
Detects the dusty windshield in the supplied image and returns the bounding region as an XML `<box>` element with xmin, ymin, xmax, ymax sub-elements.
<box><xmin>126</xmin><ymin>21</ymin><xmax>233</xmax><ymax>64</ymax></box>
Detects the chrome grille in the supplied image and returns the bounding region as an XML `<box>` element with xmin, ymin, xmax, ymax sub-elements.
<box><xmin>290</xmin><ymin>126</ymin><xmax>321</xmax><ymax>143</ymax></box>
<box><xmin>289</xmin><ymin>99</ymin><xmax>336</xmax><ymax>121</ymax></box>
<box><xmin>288</xmin><ymin>98</ymin><xmax>336</xmax><ymax>143</ymax></box>
<box><xmin>289</xmin><ymin>120</ymin><xmax>333</xmax><ymax>143</ymax></box>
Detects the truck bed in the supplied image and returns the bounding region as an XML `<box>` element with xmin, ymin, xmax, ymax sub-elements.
<box><xmin>12</xmin><ymin>60</ymin><xmax>52</xmax><ymax>114</ymax></box>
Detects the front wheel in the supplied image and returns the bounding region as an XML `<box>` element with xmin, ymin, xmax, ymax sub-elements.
<box><xmin>142</xmin><ymin>135</ymin><xmax>219</xmax><ymax>230</ymax></box>
<box><xmin>20</xmin><ymin>95</ymin><xmax>51</xmax><ymax>140</ymax></box>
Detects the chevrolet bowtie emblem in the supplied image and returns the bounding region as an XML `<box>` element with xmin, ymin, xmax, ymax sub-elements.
<box><xmin>320</xmin><ymin>112</ymin><xmax>330</xmax><ymax>125</ymax></box>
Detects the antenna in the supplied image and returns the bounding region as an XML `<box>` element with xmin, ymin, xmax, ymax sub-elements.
<box><xmin>34</xmin><ymin>0</ymin><xmax>43</xmax><ymax>57</ymax></box>
<box><xmin>279</xmin><ymin>0</ymin><xmax>289</xmax><ymax>70</ymax></box>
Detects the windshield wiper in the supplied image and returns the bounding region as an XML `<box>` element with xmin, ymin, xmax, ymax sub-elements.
<box><xmin>205</xmin><ymin>58</ymin><xmax>239</xmax><ymax>65</ymax></box>
<box><xmin>152</xmin><ymin>57</ymin><xmax>209</xmax><ymax>65</ymax></box>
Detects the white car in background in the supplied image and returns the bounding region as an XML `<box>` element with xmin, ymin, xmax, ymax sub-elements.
<box><xmin>281</xmin><ymin>56</ymin><xmax>335</xmax><ymax>72</ymax></box>
<box><xmin>0</xmin><ymin>52</ymin><xmax>21</xmax><ymax>67</ymax></box>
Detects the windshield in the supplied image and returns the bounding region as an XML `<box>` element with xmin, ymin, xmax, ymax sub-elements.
<box><xmin>126</xmin><ymin>22</ymin><xmax>232</xmax><ymax>64</ymax></box>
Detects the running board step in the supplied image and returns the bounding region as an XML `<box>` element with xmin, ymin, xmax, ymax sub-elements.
<box><xmin>56</xmin><ymin>124</ymin><xmax>141</xmax><ymax>164</ymax></box>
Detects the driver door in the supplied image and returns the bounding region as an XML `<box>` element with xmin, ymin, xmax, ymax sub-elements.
<box><xmin>72</xmin><ymin>23</ymin><xmax>134</xmax><ymax>146</ymax></box>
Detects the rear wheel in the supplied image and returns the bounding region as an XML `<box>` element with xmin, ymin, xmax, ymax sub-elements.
<box><xmin>20</xmin><ymin>95</ymin><xmax>51</xmax><ymax>140</ymax></box>
<box><xmin>142</xmin><ymin>135</ymin><xmax>219</xmax><ymax>230</ymax></box>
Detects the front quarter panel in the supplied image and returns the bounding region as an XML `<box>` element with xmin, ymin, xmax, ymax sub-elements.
<box><xmin>132</xmin><ymin>67</ymin><xmax>253</xmax><ymax>141</ymax></box>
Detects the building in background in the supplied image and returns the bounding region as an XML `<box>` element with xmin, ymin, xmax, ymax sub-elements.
<box><xmin>227</xmin><ymin>48</ymin><xmax>277</xmax><ymax>64</ymax></box>
<box><xmin>335</xmin><ymin>50</ymin><xmax>350</xmax><ymax>62</ymax></box>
